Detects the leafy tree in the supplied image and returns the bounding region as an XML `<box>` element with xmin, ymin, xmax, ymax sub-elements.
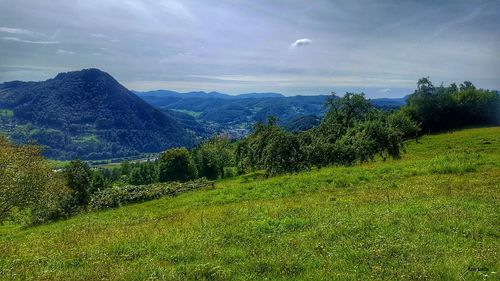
<box><xmin>129</xmin><ymin>162</ymin><xmax>158</xmax><ymax>185</ymax></box>
<box><xmin>158</xmin><ymin>148</ymin><xmax>197</xmax><ymax>182</ymax></box>
<box><xmin>193</xmin><ymin>136</ymin><xmax>234</xmax><ymax>180</ymax></box>
<box><xmin>64</xmin><ymin>159</ymin><xmax>93</xmax><ymax>208</ymax></box>
<box><xmin>236</xmin><ymin>118</ymin><xmax>282</xmax><ymax>173</ymax></box>
<box><xmin>338</xmin><ymin>118</ymin><xmax>404</xmax><ymax>162</ymax></box>
<box><xmin>0</xmin><ymin>136</ymin><xmax>68</xmax><ymax>224</ymax></box>
<box><xmin>236</xmin><ymin>118</ymin><xmax>307</xmax><ymax>175</ymax></box>
<box><xmin>261</xmin><ymin>129</ymin><xmax>307</xmax><ymax>175</ymax></box>
<box><xmin>387</xmin><ymin>110</ymin><xmax>420</xmax><ymax>139</ymax></box>
<box><xmin>121</xmin><ymin>161</ymin><xmax>131</xmax><ymax>177</ymax></box>
<box><xmin>317</xmin><ymin>92</ymin><xmax>373</xmax><ymax>143</ymax></box>
<box><xmin>405</xmin><ymin>78</ymin><xmax>499</xmax><ymax>132</ymax></box>
<box><xmin>90</xmin><ymin>170</ymin><xmax>110</xmax><ymax>192</ymax></box>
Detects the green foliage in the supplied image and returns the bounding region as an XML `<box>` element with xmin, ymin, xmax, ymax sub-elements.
<box><xmin>193</xmin><ymin>136</ymin><xmax>234</xmax><ymax>179</ymax></box>
<box><xmin>237</xmin><ymin>94</ymin><xmax>411</xmax><ymax>175</ymax></box>
<box><xmin>89</xmin><ymin>178</ymin><xmax>212</xmax><ymax>210</ymax></box>
<box><xmin>63</xmin><ymin>159</ymin><xmax>93</xmax><ymax>209</ymax></box>
<box><xmin>323</xmin><ymin>92</ymin><xmax>373</xmax><ymax>131</ymax></box>
<box><xmin>128</xmin><ymin>161</ymin><xmax>158</xmax><ymax>185</ymax></box>
<box><xmin>0</xmin><ymin>136</ymin><xmax>68</xmax><ymax>224</ymax></box>
<box><xmin>158</xmin><ymin>148</ymin><xmax>197</xmax><ymax>182</ymax></box>
<box><xmin>0</xmin><ymin>109</ymin><xmax>13</xmax><ymax>118</ymax></box>
<box><xmin>0</xmin><ymin>69</ymin><xmax>194</xmax><ymax>160</ymax></box>
<box><xmin>387</xmin><ymin>110</ymin><xmax>421</xmax><ymax>139</ymax></box>
<box><xmin>261</xmin><ymin>129</ymin><xmax>307</xmax><ymax>175</ymax></box>
<box><xmin>404</xmin><ymin>78</ymin><xmax>499</xmax><ymax>132</ymax></box>
<box><xmin>90</xmin><ymin>170</ymin><xmax>111</xmax><ymax>191</ymax></box>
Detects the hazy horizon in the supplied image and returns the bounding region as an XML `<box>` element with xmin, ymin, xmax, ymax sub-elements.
<box><xmin>1</xmin><ymin>0</ymin><xmax>499</xmax><ymax>98</ymax></box>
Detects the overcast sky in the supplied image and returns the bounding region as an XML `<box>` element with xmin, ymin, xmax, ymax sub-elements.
<box><xmin>0</xmin><ymin>0</ymin><xmax>499</xmax><ymax>97</ymax></box>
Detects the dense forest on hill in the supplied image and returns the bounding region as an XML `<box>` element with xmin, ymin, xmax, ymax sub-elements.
<box><xmin>138</xmin><ymin>91</ymin><xmax>407</xmax><ymax>137</ymax></box>
<box><xmin>0</xmin><ymin>69</ymin><xmax>199</xmax><ymax>160</ymax></box>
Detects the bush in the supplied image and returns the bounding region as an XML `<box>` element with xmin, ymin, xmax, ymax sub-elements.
<box><xmin>158</xmin><ymin>148</ymin><xmax>197</xmax><ymax>182</ymax></box>
<box><xmin>193</xmin><ymin>136</ymin><xmax>234</xmax><ymax>180</ymax></box>
<box><xmin>89</xmin><ymin>178</ymin><xmax>213</xmax><ymax>210</ymax></box>
<box><xmin>0</xmin><ymin>136</ymin><xmax>69</xmax><ymax>224</ymax></box>
<box><xmin>405</xmin><ymin>78</ymin><xmax>499</xmax><ymax>132</ymax></box>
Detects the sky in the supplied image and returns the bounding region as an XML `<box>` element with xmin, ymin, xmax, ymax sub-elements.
<box><xmin>0</xmin><ymin>0</ymin><xmax>499</xmax><ymax>98</ymax></box>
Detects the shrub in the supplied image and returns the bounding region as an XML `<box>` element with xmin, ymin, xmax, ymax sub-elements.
<box><xmin>89</xmin><ymin>178</ymin><xmax>212</xmax><ymax>210</ymax></box>
<box><xmin>158</xmin><ymin>148</ymin><xmax>197</xmax><ymax>182</ymax></box>
<box><xmin>0</xmin><ymin>136</ymin><xmax>69</xmax><ymax>224</ymax></box>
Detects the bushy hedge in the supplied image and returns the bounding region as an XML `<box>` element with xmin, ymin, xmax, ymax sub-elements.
<box><xmin>89</xmin><ymin>178</ymin><xmax>213</xmax><ymax>210</ymax></box>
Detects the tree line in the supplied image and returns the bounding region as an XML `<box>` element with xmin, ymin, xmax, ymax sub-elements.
<box><xmin>0</xmin><ymin>78</ymin><xmax>497</xmax><ymax>225</ymax></box>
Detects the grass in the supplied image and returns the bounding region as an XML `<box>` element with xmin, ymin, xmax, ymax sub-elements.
<box><xmin>47</xmin><ymin>159</ymin><xmax>70</xmax><ymax>170</ymax></box>
<box><xmin>71</xmin><ymin>134</ymin><xmax>100</xmax><ymax>144</ymax></box>
<box><xmin>1</xmin><ymin>127</ymin><xmax>499</xmax><ymax>280</ymax></box>
<box><xmin>0</xmin><ymin>109</ymin><xmax>13</xmax><ymax>118</ymax></box>
<box><xmin>170</xmin><ymin>109</ymin><xmax>203</xmax><ymax>118</ymax></box>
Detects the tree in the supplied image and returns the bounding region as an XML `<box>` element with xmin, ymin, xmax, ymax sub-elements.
<box><xmin>318</xmin><ymin>92</ymin><xmax>373</xmax><ymax>143</ymax></box>
<box><xmin>405</xmin><ymin>78</ymin><xmax>499</xmax><ymax>132</ymax></box>
<box><xmin>90</xmin><ymin>170</ymin><xmax>110</xmax><ymax>192</ymax></box>
<box><xmin>261</xmin><ymin>129</ymin><xmax>307</xmax><ymax>175</ymax></box>
<box><xmin>0</xmin><ymin>136</ymin><xmax>68</xmax><ymax>224</ymax></box>
<box><xmin>387</xmin><ymin>110</ymin><xmax>420</xmax><ymax>139</ymax></box>
<box><xmin>64</xmin><ymin>159</ymin><xmax>92</xmax><ymax>208</ymax></box>
<box><xmin>193</xmin><ymin>136</ymin><xmax>234</xmax><ymax>180</ymax></box>
<box><xmin>236</xmin><ymin>118</ymin><xmax>308</xmax><ymax>175</ymax></box>
<box><xmin>236</xmin><ymin>117</ymin><xmax>282</xmax><ymax>173</ymax></box>
<box><xmin>128</xmin><ymin>162</ymin><xmax>157</xmax><ymax>185</ymax></box>
<box><xmin>158</xmin><ymin>148</ymin><xmax>197</xmax><ymax>182</ymax></box>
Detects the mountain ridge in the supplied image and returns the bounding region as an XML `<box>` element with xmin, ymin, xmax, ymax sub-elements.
<box><xmin>134</xmin><ymin>89</ymin><xmax>285</xmax><ymax>99</ymax></box>
<box><xmin>0</xmin><ymin>68</ymin><xmax>197</xmax><ymax>159</ymax></box>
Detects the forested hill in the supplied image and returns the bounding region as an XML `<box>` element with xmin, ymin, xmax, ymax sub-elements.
<box><xmin>0</xmin><ymin>69</ymin><xmax>197</xmax><ymax>160</ymax></box>
<box><xmin>137</xmin><ymin>90</ymin><xmax>407</xmax><ymax>136</ymax></box>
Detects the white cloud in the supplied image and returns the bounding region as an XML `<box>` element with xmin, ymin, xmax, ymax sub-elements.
<box><xmin>1</xmin><ymin>36</ymin><xmax>59</xmax><ymax>44</ymax></box>
<box><xmin>376</xmin><ymin>88</ymin><xmax>391</xmax><ymax>93</ymax></box>
<box><xmin>91</xmin><ymin>33</ymin><xmax>106</xmax><ymax>38</ymax></box>
<box><xmin>290</xmin><ymin>38</ymin><xmax>312</xmax><ymax>48</ymax></box>
<box><xmin>158</xmin><ymin>1</ymin><xmax>198</xmax><ymax>23</ymax></box>
<box><xmin>189</xmin><ymin>74</ymin><xmax>414</xmax><ymax>87</ymax></box>
<box><xmin>56</xmin><ymin>49</ymin><xmax>74</xmax><ymax>54</ymax></box>
<box><xmin>0</xmin><ymin>27</ymin><xmax>40</xmax><ymax>35</ymax></box>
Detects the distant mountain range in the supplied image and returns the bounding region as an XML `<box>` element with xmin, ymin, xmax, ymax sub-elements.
<box><xmin>0</xmin><ymin>69</ymin><xmax>199</xmax><ymax>160</ymax></box>
<box><xmin>137</xmin><ymin>89</ymin><xmax>407</xmax><ymax>137</ymax></box>
<box><xmin>134</xmin><ymin>90</ymin><xmax>284</xmax><ymax>99</ymax></box>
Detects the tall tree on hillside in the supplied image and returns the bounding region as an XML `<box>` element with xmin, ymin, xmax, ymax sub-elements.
<box><xmin>64</xmin><ymin>159</ymin><xmax>93</xmax><ymax>208</ymax></box>
<box><xmin>158</xmin><ymin>148</ymin><xmax>197</xmax><ymax>182</ymax></box>
<box><xmin>317</xmin><ymin>93</ymin><xmax>373</xmax><ymax>143</ymax></box>
<box><xmin>405</xmin><ymin>78</ymin><xmax>499</xmax><ymax>132</ymax></box>
<box><xmin>193</xmin><ymin>136</ymin><xmax>234</xmax><ymax>180</ymax></box>
<box><xmin>0</xmin><ymin>136</ymin><xmax>68</xmax><ymax>224</ymax></box>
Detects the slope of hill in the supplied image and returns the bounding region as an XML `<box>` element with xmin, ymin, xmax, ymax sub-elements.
<box><xmin>1</xmin><ymin>127</ymin><xmax>498</xmax><ymax>280</ymax></box>
<box><xmin>0</xmin><ymin>69</ymin><xmax>198</xmax><ymax>160</ymax></box>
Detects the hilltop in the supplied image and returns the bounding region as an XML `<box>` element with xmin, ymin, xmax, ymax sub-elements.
<box><xmin>0</xmin><ymin>69</ymin><xmax>199</xmax><ymax>159</ymax></box>
<box><xmin>1</xmin><ymin>127</ymin><xmax>498</xmax><ymax>280</ymax></box>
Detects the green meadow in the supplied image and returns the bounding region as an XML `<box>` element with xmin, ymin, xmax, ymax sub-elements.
<box><xmin>1</xmin><ymin>127</ymin><xmax>499</xmax><ymax>280</ymax></box>
<box><xmin>0</xmin><ymin>109</ymin><xmax>13</xmax><ymax>118</ymax></box>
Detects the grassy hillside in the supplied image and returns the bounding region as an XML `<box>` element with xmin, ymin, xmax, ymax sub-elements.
<box><xmin>1</xmin><ymin>127</ymin><xmax>499</xmax><ymax>280</ymax></box>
